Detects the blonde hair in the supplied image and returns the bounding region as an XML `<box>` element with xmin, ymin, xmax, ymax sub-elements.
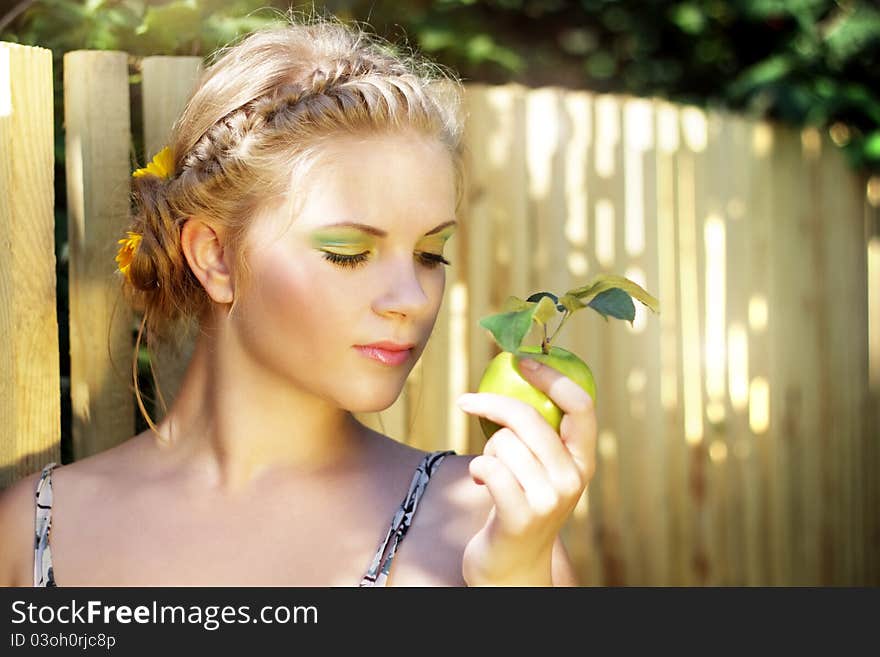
<box><xmin>120</xmin><ymin>14</ymin><xmax>465</xmax><ymax>432</ymax></box>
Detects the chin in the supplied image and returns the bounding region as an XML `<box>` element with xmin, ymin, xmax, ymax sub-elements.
<box><xmin>342</xmin><ymin>382</ymin><xmax>407</xmax><ymax>414</ymax></box>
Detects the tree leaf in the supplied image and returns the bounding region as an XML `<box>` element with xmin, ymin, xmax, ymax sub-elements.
<box><xmin>727</xmin><ymin>53</ymin><xmax>795</xmax><ymax>101</ymax></box>
<box><xmin>479</xmin><ymin>293</ymin><xmax>561</xmax><ymax>352</ymax></box>
<box><xmin>532</xmin><ymin>295</ymin><xmax>559</xmax><ymax>326</ymax></box>
<box><xmin>526</xmin><ymin>291</ymin><xmax>558</xmax><ymax>304</ymax></box>
<box><xmin>825</xmin><ymin>4</ymin><xmax>880</xmax><ymax>67</ymax></box>
<box><xmin>566</xmin><ymin>273</ymin><xmax>660</xmax><ymax>315</ymax></box>
<box><xmin>588</xmin><ymin>287</ymin><xmax>636</xmax><ymax>324</ymax></box>
<box><xmin>478</xmin><ymin>306</ymin><xmax>538</xmax><ymax>354</ymax></box>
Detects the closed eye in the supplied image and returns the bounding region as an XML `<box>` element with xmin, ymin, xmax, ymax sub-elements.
<box><xmin>416</xmin><ymin>252</ymin><xmax>452</xmax><ymax>268</ymax></box>
<box><xmin>321</xmin><ymin>251</ymin><xmax>451</xmax><ymax>269</ymax></box>
<box><xmin>321</xmin><ymin>251</ymin><xmax>370</xmax><ymax>269</ymax></box>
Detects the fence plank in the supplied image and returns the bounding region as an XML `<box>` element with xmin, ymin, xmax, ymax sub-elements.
<box><xmin>725</xmin><ymin>115</ymin><xmax>763</xmax><ymax>586</ymax></box>
<box><xmin>866</xmin><ymin>194</ymin><xmax>880</xmax><ymax>585</ymax></box>
<box><xmin>590</xmin><ymin>94</ymin><xmax>630</xmax><ymax>584</ymax></box>
<box><xmin>141</xmin><ymin>57</ymin><xmax>203</xmax><ymax>164</ymax></box>
<box><xmin>655</xmin><ymin>101</ymin><xmax>687</xmax><ymax>586</ymax></box>
<box><xmin>768</xmin><ymin>127</ymin><xmax>816</xmax><ymax>585</ymax></box>
<box><xmin>621</xmin><ymin>97</ymin><xmax>666</xmax><ymax>585</ymax></box>
<box><xmin>0</xmin><ymin>43</ymin><xmax>59</xmax><ymax>486</ymax></box>
<box><xmin>63</xmin><ymin>51</ymin><xmax>134</xmax><ymax>461</ymax></box>
<box><xmin>820</xmin><ymin>137</ymin><xmax>870</xmax><ymax>585</ymax></box>
<box><xmin>677</xmin><ymin>105</ymin><xmax>711</xmax><ymax>585</ymax></box>
<box><xmin>709</xmin><ymin>112</ymin><xmax>741</xmax><ymax>585</ymax></box>
<box><xmin>745</xmin><ymin>120</ymin><xmax>777</xmax><ymax>584</ymax></box>
<box><xmin>140</xmin><ymin>56</ymin><xmax>202</xmax><ymax>419</ymax></box>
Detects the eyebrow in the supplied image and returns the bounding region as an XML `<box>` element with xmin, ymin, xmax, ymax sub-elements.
<box><xmin>320</xmin><ymin>220</ymin><xmax>457</xmax><ymax>237</ymax></box>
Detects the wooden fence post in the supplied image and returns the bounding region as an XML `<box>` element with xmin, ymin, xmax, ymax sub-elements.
<box><xmin>0</xmin><ymin>42</ymin><xmax>58</xmax><ymax>487</ymax></box>
<box><xmin>64</xmin><ymin>50</ymin><xmax>134</xmax><ymax>460</ymax></box>
<box><xmin>138</xmin><ymin>56</ymin><xmax>201</xmax><ymax>421</ymax></box>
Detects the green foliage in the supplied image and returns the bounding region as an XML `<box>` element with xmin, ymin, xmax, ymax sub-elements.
<box><xmin>4</xmin><ymin>0</ymin><xmax>879</xmax><ymax>174</ymax></box>
<box><xmin>1</xmin><ymin>0</ymin><xmax>284</xmax><ymax>54</ymax></box>
<box><xmin>480</xmin><ymin>274</ymin><xmax>659</xmax><ymax>354</ymax></box>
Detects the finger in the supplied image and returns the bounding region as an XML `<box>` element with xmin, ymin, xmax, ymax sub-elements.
<box><xmin>560</xmin><ymin>398</ymin><xmax>598</xmax><ymax>482</ymax></box>
<box><xmin>515</xmin><ymin>358</ymin><xmax>597</xmax><ymax>481</ymax></box>
<box><xmin>514</xmin><ymin>356</ymin><xmax>594</xmax><ymax>417</ymax></box>
<box><xmin>468</xmin><ymin>455</ymin><xmax>531</xmax><ymax>536</ymax></box>
<box><xmin>489</xmin><ymin>429</ymin><xmax>560</xmax><ymax>516</ymax></box>
<box><xmin>458</xmin><ymin>391</ymin><xmax>578</xmax><ymax>491</ymax></box>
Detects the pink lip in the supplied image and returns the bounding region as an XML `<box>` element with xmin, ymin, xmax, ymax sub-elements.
<box><xmin>354</xmin><ymin>345</ymin><xmax>413</xmax><ymax>366</ymax></box>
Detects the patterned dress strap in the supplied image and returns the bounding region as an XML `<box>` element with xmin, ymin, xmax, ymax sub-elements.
<box><xmin>34</xmin><ymin>462</ymin><xmax>59</xmax><ymax>587</ymax></box>
<box><xmin>359</xmin><ymin>449</ymin><xmax>456</xmax><ymax>587</ymax></box>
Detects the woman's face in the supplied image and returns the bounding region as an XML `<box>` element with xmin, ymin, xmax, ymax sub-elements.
<box><xmin>230</xmin><ymin>130</ymin><xmax>458</xmax><ymax>412</ymax></box>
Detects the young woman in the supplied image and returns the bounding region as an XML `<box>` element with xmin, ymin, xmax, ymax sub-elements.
<box><xmin>0</xmin><ymin>16</ymin><xmax>595</xmax><ymax>587</ymax></box>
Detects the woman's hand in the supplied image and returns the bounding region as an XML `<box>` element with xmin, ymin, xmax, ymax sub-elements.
<box><xmin>455</xmin><ymin>357</ymin><xmax>597</xmax><ymax>586</ymax></box>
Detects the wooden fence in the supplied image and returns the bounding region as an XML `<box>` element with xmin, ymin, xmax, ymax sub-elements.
<box><xmin>1</xmin><ymin>42</ymin><xmax>877</xmax><ymax>586</ymax></box>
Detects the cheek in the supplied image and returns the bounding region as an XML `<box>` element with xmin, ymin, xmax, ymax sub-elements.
<box><xmin>245</xmin><ymin>248</ymin><xmax>362</xmax><ymax>344</ymax></box>
<box><xmin>254</xmin><ymin>251</ymin><xmax>327</xmax><ymax>325</ymax></box>
<box><xmin>424</xmin><ymin>273</ymin><xmax>445</xmax><ymax>314</ymax></box>
<box><xmin>262</xmin><ymin>256</ymin><xmax>308</xmax><ymax>307</ymax></box>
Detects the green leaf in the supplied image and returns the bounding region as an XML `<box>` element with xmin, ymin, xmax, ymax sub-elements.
<box><xmin>588</xmin><ymin>288</ymin><xmax>636</xmax><ymax>324</ymax></box>
<box><xmin>825</xmin><ymin>5</ymin><xmax>880</xmax><ymax>67</ymax></box>
<box><xmin>532</xmin><ymin>295</ymin><xmax>559</xmax><ymax>327</ymax></box>
<box><xmin>525</xmin><ymin>291</ymin><xmax>557</xmax><ymax>304</ymax></box>
<box><xmin>727</xmin><ymin>54</ymin><xmax>794</xmax><ymax>101</ymax></box>
<box><xmin>567</xmin><ymin>273</ymin><xmax>661</xmax><ymax>315</ymax></box>
<box><xmin>479</xmin><ymin>294</ymin><xmax>560</xmax><ymax>352</ymax></box>
<box><xmin>478</xmin><ymin>307</ymin><xmax>537</xmax><ymax>354</ymax></box>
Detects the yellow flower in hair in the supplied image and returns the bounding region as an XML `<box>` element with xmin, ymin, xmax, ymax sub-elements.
<box><xmin>116</xmin><ymin>231</ymin><xmax>142</xmax><ymax>280</ymax></box>
<box><xmin>132</xmin><ymin>146</ymin><xmax>174</xmax><ymax>179</ymax></box>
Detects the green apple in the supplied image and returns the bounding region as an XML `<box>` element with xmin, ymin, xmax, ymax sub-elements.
<box><xmin>476</xmin><ymin>344</ymin><xmax>597</xmax><ymax>439</ymax></box>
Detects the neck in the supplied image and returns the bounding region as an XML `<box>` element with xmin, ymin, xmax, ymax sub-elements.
<box><xmin>148</xmin><ymin>327</ymin><xmax>372</xmax><ymax>493</ymax></box>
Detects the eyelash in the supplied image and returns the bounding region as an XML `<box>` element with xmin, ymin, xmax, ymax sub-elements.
<box><xmin>321</xmin><ymin>251</ymin><xmax>451</xmax><ymax>270</ymax></box>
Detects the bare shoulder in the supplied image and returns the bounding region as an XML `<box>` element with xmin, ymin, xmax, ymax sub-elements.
<box><xmin>30</xmin><ymin>441</ymin><xmax>139</xmax><ymax>512</ymax></box>
<box><xmin>371</xmin><ymin>439</ymin><xmax>493</xmax><ymax>525</ymax></box>
<box><xmin>388</xmin><ymin>452</ymin><xmax>493</xmax><ymax>586</ymax></box>
<box><xmin>0</xmin><ymin>468</ymin><xmax>45</xmax><ymax>586</ymax></box>
<box><xmin>0</xmin><ymin>435</ymin><xmax>152</xmax><ymax>587</ymax></box>
<box><xmin>429</xmin><ymin>453</ymin><xmax>494</xmax><ymax>520</ymax></box>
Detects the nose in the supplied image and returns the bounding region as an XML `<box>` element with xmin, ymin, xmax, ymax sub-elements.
<box><xmin>372</xmin><ymin>254</ymin><xmax>433</xmax><ymax>318</ymax></box>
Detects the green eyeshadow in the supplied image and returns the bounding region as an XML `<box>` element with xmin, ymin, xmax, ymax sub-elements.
<box><xmin>309</xmin><ymin>229</ymin><xmax>372</xmax><ymax>250</ymax></box>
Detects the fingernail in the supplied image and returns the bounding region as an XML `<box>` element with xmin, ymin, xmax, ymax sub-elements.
<box><xmin>456</xmin><ymin>395</ymin><xmax>474</xmax><ymax>408</ymax></box>
<box><xmin>520</xmin><ymin>359</ymin><xmax>540</xmax><ymax>371</ymax></box>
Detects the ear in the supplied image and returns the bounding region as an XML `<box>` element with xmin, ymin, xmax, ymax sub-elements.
<box><xmin>181</xmin><ymin>218</ymin><xmax>234</xmax><ymax>304</ymax></box>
